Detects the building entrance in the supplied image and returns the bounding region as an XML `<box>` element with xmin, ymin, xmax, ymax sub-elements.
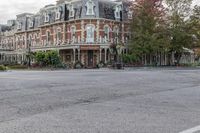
<box><xmin>88</xmin><ymin>50</ymin><xmax>94</xmax><ymax>68</ymax></box>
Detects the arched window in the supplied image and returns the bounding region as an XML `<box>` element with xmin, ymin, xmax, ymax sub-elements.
<box><xmin>29</xmin><ymin>35</ymin><xmax>32</xmax><ymax>46</ymax></box>
<box><xmin>113</xmin><ymin>26</ymin><xmax>119</xmax><ymax>43</ymax></box>
<box><xmin>86</xmin><ymin>24</ymin><xmax>95</xmax><ymax>43</ymax></box>
<box><xmin>70</xmin><ymin>26</ymin><xmax>76</xmax><ymax>42</ymax></box>
<box><xmin>16</xmin><ymin>37</ymin><xmax>19</xmax><ymax>46</ymax></box>
<box><xmin>11</xmin><ymin>39</ymin><xmax>14</xmax><ymax>48</ymax></box>
<box><xmin>86</xmin><ymin>0</ymin><xmax>95</xmax><ymax>15</ymax></box>
<box><xmin>46</xmin><ymin>31</ymin><xmax>51</xmax><ymax>44</ymax></box>
<box><xmin>34</xmin><ymin>34</ymin><xmax>37</xmax><ymax>46</ymax></box>
<box><xmin>104</xmin><ymin>25</ymin><xmax>110</xmax><ymax>42</ymax></box>
<box><xmin>22</xmin><ymin>36</ymin><xmax>25</xmax><ymax>46</ymax></box>
<box><xmin>56</xmin><ymin>28</ymin><xmax>62</xmax><ymax>44</ymax></box>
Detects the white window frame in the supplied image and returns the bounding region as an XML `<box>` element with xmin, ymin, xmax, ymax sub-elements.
<box><xmin>56</xmin><ymin>28</ymin><xmax>62</xmax><ymax>44</ymax></box>
<box><xmin>55</xmin><ymin>6</ymin><xmax>62</xmax><ymax>20</ymax></box>
<box><xmin>29</xmin><ymin>19</ymin><xmax>34</xmax><ymax>28</ymax></box>
<box><xmin>68</xmin><ymin>4</ymin><xmax>75</xmax><ymax>18</ymax></box>
<box><xmin>86</xmin><ymin>24</ymin><xmax>95</xmax><ymax>43</ymax></box>
<box><xmin>17</xmin><ymin>21</ymin><xmax>22</xmax><ymax>30</ymax></box>
<box><xmin>114</xmin><ymin>5</ymin><xmax>122</xmax><ymax>19</ymax></box>
<box><xmin>113</xmin><ymin>26</ymin><xmax>119</xmax><ymax>43</ymax></box>
<box><xmin>70</xmin><ymin>26</ymin><xmax>76</xmax><ymax>43</ymax></box>
<box><xmin>86</xmin><ymin>0</ymin><xmax>95</xmax><ymax>16</ymax></box>
<box><xmin>44</xmin><ymin>12</ymin><xmax>50</xmax><ymax>23</ymax></box>
<box><xmin>55</xmin><ymin>12</ymin><xmax>61</xmax><ymax>20</ymax></box>
<box><xmin>104</xmin><ymin>25</ymin><xmax>110</xmax><ymax>42</ymax></box>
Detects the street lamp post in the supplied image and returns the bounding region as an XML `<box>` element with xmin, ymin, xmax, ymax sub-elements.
<box><xmin>28</xmin><ymin>43</ymin><xmax>31</xmax><ymax>67</ymax></box>
<box><xmin>110</xmin><ymin>37</ymin><xmax>124</xmax><ymax>69</ymax></box>
<box><xmin>27</xmin><ymin>38</ymin><xmax>31</xmax><ymax>68</ymax></box>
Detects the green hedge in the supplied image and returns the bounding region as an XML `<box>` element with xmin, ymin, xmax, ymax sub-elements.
<box><xmin>8</xmin><ymin>65</ymin><xmax>28</xmax><ymax>70</ymax></box>
<box><xmin>0</xmin><ymin>65</ymin><xmax>6</xmax><ymax>71</ymax></box>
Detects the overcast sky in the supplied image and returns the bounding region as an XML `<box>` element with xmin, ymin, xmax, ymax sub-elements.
<box><xmin>0</xmin><ymin>0</ymin><xmax>199</xmax><ymax>24</ymax></box>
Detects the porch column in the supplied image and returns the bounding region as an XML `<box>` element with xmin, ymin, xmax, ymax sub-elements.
<box><xmin>16</xmin><ymin>55</ymin><xmax>18</xmax><ymax>63</ymax></box>
<box><xmin>73</xmin><ymin>48</ymin><xmax>76</xmax><ymax>63</ymax></box>
<box><xmin>99</xmin><ymin>49</ymin><xmax>102</xmax><ymax>61</ymax></box>
<box><xmin>105</xmin><ymin>48</ymin><xmax>107</xmax><ymax>64</ymax></box>
<box><xmin>3</xmin><ymin>54</ymin><xmax>5</xmax><ymax>62</ymax></box>
<box><xmin>78</xmin><ymin>49</ymin><xmax>80</xmax><ymax>61</ymax></box>
<box><xmin>10</xmin><ymin>55</ymin><xmax>12</xmax><ymax>63</ymax></box>
<box><xmin>21</xmin><ymin>54</ymin><xmax>23</xmax><ymax>64</ymax></box>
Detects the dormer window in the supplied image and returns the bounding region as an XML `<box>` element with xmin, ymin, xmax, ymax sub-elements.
<box><xmin>44</xmin><ymin>12</ymin><xmax>50</xmax><ymax>23</ymax></box>
<box><xmin>68</xmin><ymin>4</ymin><xmax>74</xmax><ymax>18</ymax></box>
<box><xmin>114</xmin><ymin>5</ymin><xmax>122</xmax><ymax>19</ymax></box>
<box><xmin>55</xmin><ymin>6</ymin><xmax>62</xmax><ymax>20</ymax></box>
<box><xmin>17</xmin><ymin>21</ymin><xmax>22</xmax><ymax>30</ymax></box>
<box><xmin>29</xmin><ymin>19</ymin><xmax>34</xmax><ymax>28</ymax></box>
<box><xmin>86</xmin><ymin>0</ymin><xmax>95</xmax><ymax>15</ymax></box>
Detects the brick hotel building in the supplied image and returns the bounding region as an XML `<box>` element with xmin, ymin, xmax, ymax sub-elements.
<box><xmin>0</xmin><ymin>0</ymin><xmax>132</xmax><ymax>67</ymax></box>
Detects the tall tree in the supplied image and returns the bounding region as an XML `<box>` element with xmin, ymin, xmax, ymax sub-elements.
<box><xmin>166</xmin><ymin>0</ymin><xmax>195</xmax><ymax>65</ymax></box>
<box><xmin>190</xmin><ymin>5</ymin><xmax>200</xmax><ymax>46</ymax></box>
<box><xmin>189</xmin><ymin>5</ymin><xmax>200</xmax><ymax>60</ymax></box>
<box><xmin>129</xmin><ymin>0</ymin><xmax>168</xmax><ymax>65</ymax></box>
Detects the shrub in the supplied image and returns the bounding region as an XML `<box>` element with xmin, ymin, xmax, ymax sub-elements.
<box><xmin>54</xmin><ymin>63</ymin><xmax>67</xmax><ymax>69</ymax></box>
<box><xmin>97</xmin><ymin>61</ymin><xmax>106</xmax><ymax>68</ymax></box>
<box><xmin>0</xmin><ymin>65</ymin><xmax>7</xmax><ymax>71</ymax></box>
<box><xmin>74</xmin><ymin>61</ymin><xmax>83</xmax><ymax>69</ymax></box>
<box><xmin>122</xmin><ymin>54</ymin><xmax>139</xmax><ymax>64</ymax></box>
<box><xmin>34</xmin><ymin>50</ymin><xmax>61</xmax><ymax>67</ymax></box>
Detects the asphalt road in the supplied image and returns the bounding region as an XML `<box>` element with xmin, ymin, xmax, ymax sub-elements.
<box><xmin>0</xmin><ymin>68</ymin><xmax>200</xmax><ymax>133</ymax></box>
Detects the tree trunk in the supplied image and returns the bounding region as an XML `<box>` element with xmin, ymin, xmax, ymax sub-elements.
<box><xmin>174</xmin><ymin>52</ymin><xmax>182</xmax><ymax>66</ymax></box>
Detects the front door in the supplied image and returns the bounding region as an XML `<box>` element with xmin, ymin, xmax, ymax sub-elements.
<box><xmin>88</xmin><ymin>50</ymin><xmax>93</xmax><ymax>67</ymax></box>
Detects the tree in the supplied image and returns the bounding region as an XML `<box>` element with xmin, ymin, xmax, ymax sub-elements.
<box><xmin>129</xmin><ymin>0</ymin><xmax>168</xmax><ymax>65</ymax></box>
<box><xmin>166</xmin><ymin>0</ymin><xmax>195</xmax><ymax>65</ymax></box>
<box><xmin>190</xmin><ymin>5</ymin><xmax>200</xmax><ymax>46</ymax></box>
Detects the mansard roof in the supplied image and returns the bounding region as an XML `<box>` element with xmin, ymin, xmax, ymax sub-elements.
<box><xmin>0</xmin><ymin>0</ymin><xmax>131</xmax><ymax>32</ymax></box>
<box><xmin>0</xmin><ymin>25</ymin><xmax>11</xmax><ymax>32</ymax></box>
<box><xmin>16</xmin><ymin>13</ymin><xmax>34</xmax><ymax>18</ymax></box>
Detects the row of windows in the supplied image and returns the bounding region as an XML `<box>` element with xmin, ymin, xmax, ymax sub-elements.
<box><xmin>45</xmin><ymin>0</ymin><xmax>95</xmax><ymax>23</ymax></box>
<box><xmin>44</xmin><ymin>25</ymin><xmax>119</xmax><ymax>44</ymax></box>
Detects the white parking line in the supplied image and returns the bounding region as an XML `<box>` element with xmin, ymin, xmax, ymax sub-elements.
<box><xmin>179</xmin><ymin>125</ymin><xmax>200</xmax><ymax>133</ymax></box>
<box><xmin>0</xmin><ymin>76</ymin><xmax>40</xmax><ymax>80</ymax></box>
